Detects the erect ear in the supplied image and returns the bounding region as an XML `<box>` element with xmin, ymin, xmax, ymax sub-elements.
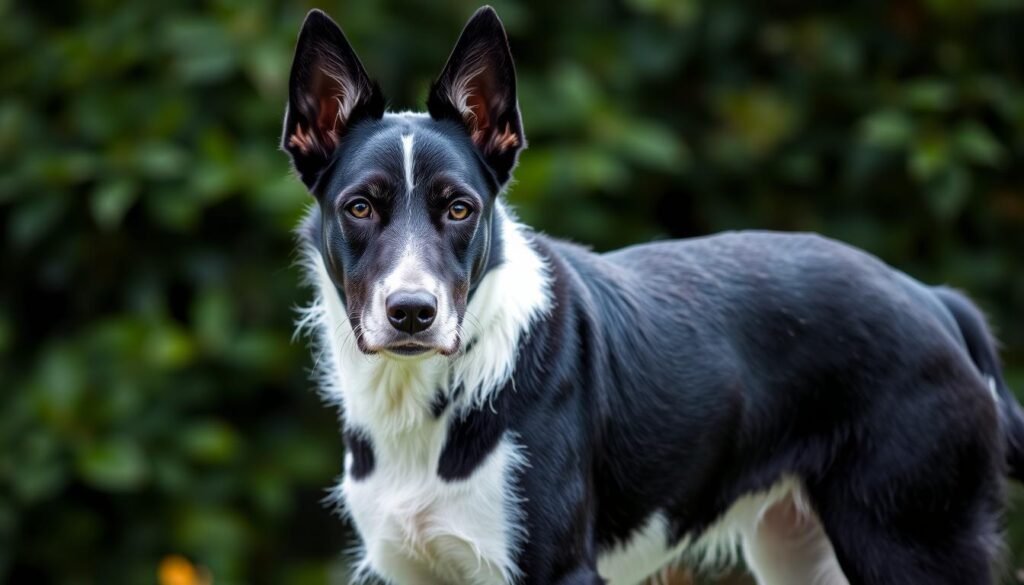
<box><xmin>427</xmin><ymin>6</ymin><xmax>525</xmax><ymax>187</ymax></box>
<box><xmin>282</xmin><ymin>10</ymin><xmax>385</xmax><ymax>188</ymax></box>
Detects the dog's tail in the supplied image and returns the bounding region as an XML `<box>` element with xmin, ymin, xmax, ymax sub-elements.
<box><xmin>934</xmin><ymin>286</ymin><xmax>1024</xmax><ymax>482</ymax></box>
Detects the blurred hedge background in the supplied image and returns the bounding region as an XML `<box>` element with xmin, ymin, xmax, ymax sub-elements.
<box><xmin>2</xmin><ymin>0</ymin><xmax>1023</xmax><ymax>583</ymax></box>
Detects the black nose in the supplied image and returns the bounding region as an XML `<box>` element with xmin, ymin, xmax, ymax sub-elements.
<box><xmin>385</xmin><ymin>291</ymin><xmax>437</xmax><ymax>334</ymax></box>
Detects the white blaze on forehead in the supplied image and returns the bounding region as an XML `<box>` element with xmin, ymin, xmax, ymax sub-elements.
<box><xmin>401</xmin><ymin>133</ymin><xmax>415</xmax><ymax>196</ymax></box>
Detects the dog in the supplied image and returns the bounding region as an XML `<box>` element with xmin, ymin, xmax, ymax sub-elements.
<box><xmin>282</xmin><ymin>7</ymin><xmax>1024</xmax><ymax>584</ymax></box>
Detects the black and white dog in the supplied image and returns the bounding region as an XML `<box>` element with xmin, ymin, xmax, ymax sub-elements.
<box><xmin>283</xmin><ymin>7</ymin><xmax>1024</xmax><ymax>584</ymax></box>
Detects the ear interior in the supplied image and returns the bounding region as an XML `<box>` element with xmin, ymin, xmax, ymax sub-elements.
<box><xmin>457</xmin><ymin>58</ymin><xmax>521</xmax><ymax>155</ymax></box>
<box><xmin>287</xmin><ymin>57</ymin><xmax>352</xmax><ymax>156</ymax></box>
<box><xmin>283</xmin><ymin>10</ymin><xmax>385</xmax><ymax>188</ymax></box>
<box><xmin>428</xmin><ymin>7</ymin><xmax>525</xmax><ymax>185</ymax></box>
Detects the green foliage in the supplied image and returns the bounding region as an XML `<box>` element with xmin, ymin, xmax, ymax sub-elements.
<box><xmin>1</xmin><ymin>0</ymin><xmax>1022</xmax><ymax>583</ymax></box>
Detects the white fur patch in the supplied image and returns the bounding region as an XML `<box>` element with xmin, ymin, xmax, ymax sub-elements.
<box><xmin>596</xmin><ymin>478</ymin><xmax>847</xmax><ymax>585</ymax></box>
<box><xmin>742</xmin><ymin>491</ymin><xmax>848</xmax><ymax>585</ymax></box>
<box><xmin>342</xmin><ymin>435</ymin><xmax>527</xmax><ymax>585</ymax></box>
<box><xmin>298</xmin><ymin>203</ymin><xmax>550</xmax><ymax>583</ymax></box>
<box><xmin>598</xmin><ymin>514</ymin><xmax>673</xmax><ymax>585</ymax></box>
<box><xmin>401</xmin><ymin>133</ymin><xmax>415</xmax><ymax>197</ymax></box>
<box><xmin>988</xmin><ymin>375</ymin><xmax>1001</xmax><ymax>405</ymax></box>
<box><xmin>453</xmin><ymin>205</ymin><xmax>551</xmax><ymax>408</ymax></box>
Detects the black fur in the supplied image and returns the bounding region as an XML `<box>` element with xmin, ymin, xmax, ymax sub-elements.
<box><xmin>286</xmin><ymin>7</ymin><xmax>1023</xmax><ymax>585</ymax></box>
<box><xmin>343</xmin><ymin>430</ymin><xmax>375</xmax><ymax>481</ymax></box>
<box><xmin>491</xmin><ymin>233</ymin><xmax>1016</xmax><ymax>583</ymax></box>
<box><xmin>438</xmin><ymin>394</ymin><xmax>508</xmax><ymax>482</ymax></box>
<box><xmin>935</xmin><ymin>286</ymin><xmax>1024</xmax><ymax>481</ymax></box>
<box><xmin>430</xmin><ymin>388</ymin><xmax>450</xmax><ymax>419</ymax></box>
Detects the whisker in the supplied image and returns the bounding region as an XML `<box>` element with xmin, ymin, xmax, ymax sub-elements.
<box><xmin>460</xmin><ymin>308</ymin><xmax>487</xmax><ymax>338</ymax></box>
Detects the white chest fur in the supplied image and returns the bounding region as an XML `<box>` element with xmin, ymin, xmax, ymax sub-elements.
<box><xmin>342</xmin><ymin>422</ymin><xmax>526</xmax><ymax>584</ymax></box>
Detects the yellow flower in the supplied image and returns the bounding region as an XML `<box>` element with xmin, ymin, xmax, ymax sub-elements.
<box><xmin>158</xmin><ymin>555</ymin><xmax>211</xmax><ymax>585</ymax></box>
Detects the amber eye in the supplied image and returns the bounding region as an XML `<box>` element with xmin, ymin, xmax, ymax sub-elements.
<box><xmin>448</xmin><ymin>201</ymin><xmax>472</xmax><ymax>221</ymax></box>
<box><xmin>347</xmin><ymin>199</ymin><xmax>372</xmax><ymax>219</ymax></box>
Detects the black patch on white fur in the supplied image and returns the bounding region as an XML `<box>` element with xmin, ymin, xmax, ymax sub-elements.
<box><xmin>344</xmin><ymin>430</ymin><xmax>375</xmax><ymax>480</ymax></box>
<box><xmin>430</xmin><ymin>388</ymin><xmax>450</xmax><ymax>419</ymax></box>
<box><xmin>437</xmin><ymin>397</ymin><xmax>507</xmax><ymax>482</ymax></box>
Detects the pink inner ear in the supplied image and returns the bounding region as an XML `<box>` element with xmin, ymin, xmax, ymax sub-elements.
<box><xmin>312</xmin><ymin>68</ymin><xmax>343</xmax><ymax>150</ymax></box>
<box><xmin>316</xmin><ymin>94</ymin><xmax>341</xmax><ymax>148</ymax></box>
<box><xmin>458</xmin><ymin>72</ymin><xmax>519</xmax><ymax>156</ymax></box>
<box><xmin>288</xmin><ymin>123</ymin><xmax>318</xmax><ymax>155</ymax></box>
<box><xmin>489</xmin><ymin>122</ymin><xmax>520</xmax><ymax>153</ymax></box>
<box><xmin>288</xmin><ymin>64</ymin><xmax>347</xmax><ymax>157</ymax></box>
<box><xmin>466</xmin><ymin>89</ymin><xmax>491</xmax><ymax>146</ymax></box>
<box><xmin>465</xmin><ymin>88</ymin><xmax>520</xmax><ymax>156</ymax></box>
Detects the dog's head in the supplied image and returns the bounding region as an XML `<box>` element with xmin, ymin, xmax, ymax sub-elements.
<box><xmin>283</xmin><ymin>7</ymin><xmax>525</xmax><ymax>358</ymax></box>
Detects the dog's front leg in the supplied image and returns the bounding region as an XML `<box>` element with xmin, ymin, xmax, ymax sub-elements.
<box><xmin>512</xmin><ymin>427</ymin><xmax>605</xmax><ymax>585</ymax></box>
<box><xmin>515</xmin><ymin>530</ymin><xmax>605</xmax><ymax>585</ymax></box>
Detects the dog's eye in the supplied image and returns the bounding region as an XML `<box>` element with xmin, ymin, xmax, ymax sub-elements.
<box><xmin>448</xmin><ymin>201</ymin><xmax>472</xmax><ymax>221</ymax></box>
<box><xmin>347</xmin><ymin>199</ymin><xmax>372</xmax><ymax>219</ymax></box>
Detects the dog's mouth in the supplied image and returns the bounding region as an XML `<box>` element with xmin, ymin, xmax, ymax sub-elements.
<box><xmin>384</xmin><ymin>342</ymin><xmax>434</xmax><ymax>357</ymax></box>
<box><xmin>369</xmin><ymin>338</ymin><xmax>461</xmax><ymax>358</ymax></box>
<box><xmin>351</xmin><ymin>305</ymin><xmax>463</xmax><ymax>358</ymax></box>
<box><xmin>355</xmin><ymin>331</ymin><xmax>459</xmax><ymax>357</ymax></box>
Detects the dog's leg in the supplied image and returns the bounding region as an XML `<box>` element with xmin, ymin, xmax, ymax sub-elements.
<box><xmin>806</xmin><ymin>392</ymin><xmax>1003</xmax><ymax>585</ymax></box>
<box><xmin>815</xmin><ymin>497</ymin><xmax>999</xmax><ymax>585</ymax></box>
<box><xmin>742</xmin><ymin>491</ymin><xmax>848</xmax><ymax>585</ymax></box>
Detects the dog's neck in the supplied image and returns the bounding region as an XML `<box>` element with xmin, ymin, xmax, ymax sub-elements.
<box><xmin>300</xmin><ymin>202</ymin><xmax>551</xmax><ymax>440</ymax></box>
